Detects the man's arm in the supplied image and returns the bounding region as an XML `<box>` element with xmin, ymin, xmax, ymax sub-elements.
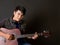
<box><xmin>21</xmin><ymin>23</ymin><xmax>38</xmax><ymax>39</ymax></box>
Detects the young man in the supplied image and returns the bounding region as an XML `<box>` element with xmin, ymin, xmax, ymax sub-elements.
<box><xmin>0</xmin><ymin>5</ymin><xmax>38</xmax><ymax>45</ymax></box>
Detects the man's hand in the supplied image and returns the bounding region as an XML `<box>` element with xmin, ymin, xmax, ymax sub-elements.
<box><xmin>31</xmin><ymin>32</ymin><xmax>38</xmax><ymax>39</ymax></box>
<box><xmin>8</xmin><ymin>34</ymin><xmax>15</xmax><ymax>40</ymax></box>
<box><xmin>27</xmin><ymin>32</ymin><xmax>38</xmax><ymax>40</ymax></box>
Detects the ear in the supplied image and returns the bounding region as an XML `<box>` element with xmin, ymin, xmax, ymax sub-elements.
<box><xmin>21</xmin><ymin>15</ymin><xmax>24</xmax><ymax>19</ymax></box>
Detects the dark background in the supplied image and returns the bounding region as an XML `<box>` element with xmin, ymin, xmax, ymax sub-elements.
<box><xmin>0</xmin><ymin>0</ymin><xmax>59</xmax><ymax>45</ymax></box>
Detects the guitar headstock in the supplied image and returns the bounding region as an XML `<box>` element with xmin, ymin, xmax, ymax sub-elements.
<box><xmin>38</xmin><ymin>30</ymin><xmax>51</xmax><ymax>38</ymax></box>
<box><xmin>43</xmin><ymin>30</ymin><xmax>50</xmax><ymax>38</ymax></box>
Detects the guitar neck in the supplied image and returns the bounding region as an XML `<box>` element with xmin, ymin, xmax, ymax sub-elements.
<box><xmin>17</xmin><ymin>33</ymin><xmax>43</xmax><ymax>38</ymax></box>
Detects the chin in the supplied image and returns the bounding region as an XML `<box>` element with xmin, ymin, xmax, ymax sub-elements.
<box><xmin>16</xmin><ymin>20</ymin><xmax>19</xmax><ymax>22</ymax></box>
<box><xmin>17</xmin><ymin>19</ymin><xmax>21</xmax><ymax>22</ymax></box>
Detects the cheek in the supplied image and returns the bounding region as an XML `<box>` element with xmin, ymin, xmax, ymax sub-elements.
<box><xmin>15</xmin><ymin>15</ymin><xmax>18</xmax><ymax>18</ymax></box>
<box><xmin>19</xmin><ymin>16</ymin><xmax>23</xmax><ymax>19</ymax></box>
<box><xmin>18</xmin><ymin>15</ymin><xmax>21</xmax><ymax>18</ymax></box>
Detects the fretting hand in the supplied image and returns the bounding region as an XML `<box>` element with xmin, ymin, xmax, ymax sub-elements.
<box><xmin>27</xmin><ymin>32</ymin><xmax>38</xmax><ymax>40</ymax></box>
<box><xmin>31</xmin><ymin>32</ymin><xmax>38</xmax><ymax>39</ymax></box>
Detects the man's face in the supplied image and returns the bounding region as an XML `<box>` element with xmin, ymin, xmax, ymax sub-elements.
<box><xmin>13</xmin><ymin>10</ymin><xmax>24</xmax><ymax>21</ymax></box>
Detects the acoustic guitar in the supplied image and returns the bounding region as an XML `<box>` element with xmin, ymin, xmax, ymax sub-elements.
<box><xmin>0</xmin><ymin>28</ymin><xmax>50</xmax><ymax>45</ymax></box>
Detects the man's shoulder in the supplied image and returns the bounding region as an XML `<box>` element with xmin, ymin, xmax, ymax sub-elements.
<box><xmin>0</xmin><ymin>18</ymin><xmax>9</xmax><ymax>22</ymax></box>
<box><xmin>0</xmin><ymin>18</ymin><xmax>11</xmax><ymax>25</ymax></box>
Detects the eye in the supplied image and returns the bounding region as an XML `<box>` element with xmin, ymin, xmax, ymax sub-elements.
<box><xmin>18</xmin><ymin>13</ymin><xmax>20</xmax><ymax>15</ymax></box>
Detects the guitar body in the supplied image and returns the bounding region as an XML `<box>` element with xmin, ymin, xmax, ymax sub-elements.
<box><xmin>0</xmin><ymin>28</ymin><xmax>21</xmax><ymax>45</ymax></box>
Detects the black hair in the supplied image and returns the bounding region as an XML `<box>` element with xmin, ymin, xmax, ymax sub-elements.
<box><xmin>14</xmin><ymin>5</ymin><xmax>26</xmax><ymax>15</ymax></box>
